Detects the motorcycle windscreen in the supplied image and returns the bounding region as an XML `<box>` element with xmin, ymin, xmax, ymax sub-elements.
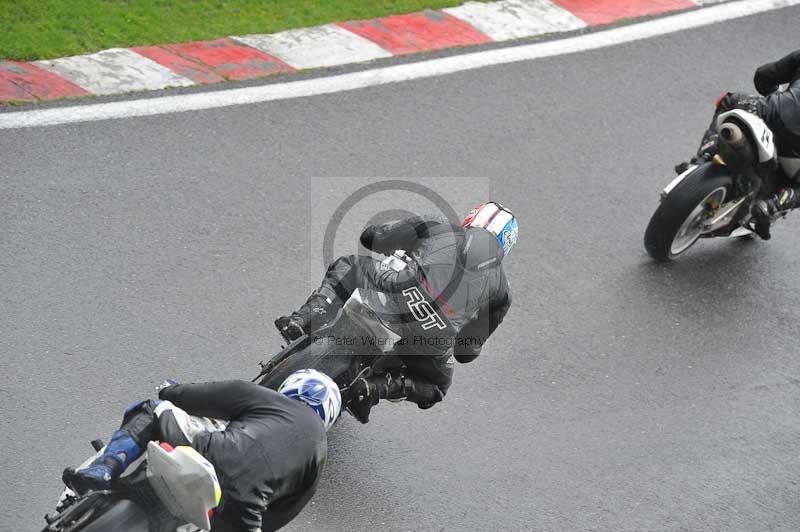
<box><xmin>353</xmin><ymin>285</ymin><xmax>455</xmax><ymax>356</ymax></box>
<box><xmin>343</xmin><ymin>289</ymin><xmax>405</xmax><ymax>353</ymax></box>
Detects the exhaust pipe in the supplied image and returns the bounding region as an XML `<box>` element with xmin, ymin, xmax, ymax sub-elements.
<box><xmin>719</xmin><ymin>122</ymin><xmax>746</xmax><ymax>149</ymax></box>
<box><xmin>717</xmin><ymin>120</ymin><xmax>756</xmax><ymax>168</ymax></box>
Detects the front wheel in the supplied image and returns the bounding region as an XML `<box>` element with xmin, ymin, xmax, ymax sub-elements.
<box><xmin>644</xmin><ymin>164</ymin><xmax>735</xmax><ymax>261</ymax></box>
<box><xmin>258</xmin><ymin>339</ymin><xmax>356</xmax><ymax>390</ymax></box>
<box><xmin>78</xmin><ymin>500</ymin><xmax>149</xmax><ymax>532</ymax></box>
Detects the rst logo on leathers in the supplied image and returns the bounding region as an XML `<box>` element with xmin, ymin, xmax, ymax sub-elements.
<box><xmin>402</xmin><ymin>287</ymin><xmax>447</xmax><ymax>331</ymax></box>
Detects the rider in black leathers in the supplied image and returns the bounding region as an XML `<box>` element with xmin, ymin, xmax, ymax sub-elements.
<box><xmin>275</xmin><ymin>204</ymin><xmax>516</xmax><ymax>423</ymax></box>
<box><xmin>63</xmin><ymin>380</ymin><xmax>330</xmax><ymax>532</ymax></box>
<box><xmin>684</xmin><ymin>49</ymin><xmax>800</xmax><ymax>239</ymax></box>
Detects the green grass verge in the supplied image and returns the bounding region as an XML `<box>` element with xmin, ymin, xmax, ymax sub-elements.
<box><xmin>0</xmin><ymin>1</ymin><xmax>481</xmax><ymax>61</ymax></box>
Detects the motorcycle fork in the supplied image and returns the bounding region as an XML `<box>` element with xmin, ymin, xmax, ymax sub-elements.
<box><xmin>699</xmin><ymin>173</ymin><xmax>757</xmax><ymax>237</ymax></box>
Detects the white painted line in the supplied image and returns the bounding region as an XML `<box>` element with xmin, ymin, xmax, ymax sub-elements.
<box><xmin>233</xmin><ymin>24</ymin><xmax>392</xmax><ymax>69</ymax></box>
<box><xmin>445</xmin><ymin>0</ymin><xmax>586</xmax><ymax>41</ymax></box>
<box><xmin>3</xmin><ymin>0</ymin><xmax>798</xmax><ymax>129</ymax></box>
<box><xmin>35</xmin><ymin>48</ymin><xmax>195</xmax><ymax>96</ymax></box>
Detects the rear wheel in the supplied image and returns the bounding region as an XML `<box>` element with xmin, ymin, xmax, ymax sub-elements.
<box><xmin>644</xmin><ymin>164</ymin><xmax>735</xmax><ymax>261</ymax></box>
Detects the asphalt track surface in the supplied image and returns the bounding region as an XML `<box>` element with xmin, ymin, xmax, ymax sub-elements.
<box><xmin>3</xmin><ymin>7</ymin><xmax>800</xmax><ymax>532</ymax></box>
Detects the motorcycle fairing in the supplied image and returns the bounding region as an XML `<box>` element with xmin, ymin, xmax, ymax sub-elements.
<box><xmin>716</xmin><ymin>109</ymin><xmax>777</xmax><ymax>163</ymax></box>
<box><xmin>146</xmin><ymin>442</ymin><xmax>221</xmax><ymax>531</ymax></box>
<box><xmin>715</xmin><ymin>109</ymin><xmax>800</xmax><ymax>180</ymax></box>
<box><xmin>342</xmin><ymin>289</ymin><xmax>403</xmax><ymax>353</ymax></box>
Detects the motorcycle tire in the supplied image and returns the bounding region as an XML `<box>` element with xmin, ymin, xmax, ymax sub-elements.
<box><xmin>644</xmin><ymin>164</ymin><xmax>735</xmax><ymax>261</ymax></box>
<box><xmin>258</xmin><ymin>336</ymin><xmax>359</xmax><ymax>390</ymax></box>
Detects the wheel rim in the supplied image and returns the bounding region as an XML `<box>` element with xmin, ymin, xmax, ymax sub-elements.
<box><xmin>670</xmin><ymin>186</ymin><xmax>727</xmax><ymax>256</ymax></box>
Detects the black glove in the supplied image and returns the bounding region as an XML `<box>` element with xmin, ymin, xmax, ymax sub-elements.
<box><xmin>754</xmin><ymin>62</ymin><xmax>780</xmax><ymax>96</ymax></box>
<box><xmin>754</xmin><ymin>50</ymin><xmax>800</xmax><ymax>95</ymax></box>
<box><xmin>235</xmin><ymin>485</ymin><xmax>266</xmax><ymax>532</ymax></box>
<box><xmin>211</xmin><ymin>498</ymin><xmax>263</xmax><ymax>532</ymax></box>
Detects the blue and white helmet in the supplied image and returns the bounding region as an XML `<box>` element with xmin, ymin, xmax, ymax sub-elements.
<box><xmin>463</xmin><ymin>201</ymin><xmax>518</xmax><ymax>257</ymax></box>
<box><xmin>278</xmin><ymin>369</ymin><xmax>341</xmax><ymax>431</ymax></box>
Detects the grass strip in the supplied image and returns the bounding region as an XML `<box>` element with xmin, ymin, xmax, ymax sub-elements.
<box><xmin>0</xmin><ymin>1</ymin><xmax>483</xmax><ymax>61</ymax></box>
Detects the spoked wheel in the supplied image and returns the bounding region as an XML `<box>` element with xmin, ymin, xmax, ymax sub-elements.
<box><xmin>669</xmin><ymin>186</ymin><xmax>726</xmax><ymax>255</ymax></box>
<box><xmin>644</xmin><ymin>164</ymin><xmax>734</xmax><ymax>261</ymax></box>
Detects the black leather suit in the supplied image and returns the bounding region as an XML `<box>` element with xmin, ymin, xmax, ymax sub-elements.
<box><xmin>699</xmin><ymin>49</ymin><xmax>800</xmax><ymax>184</ymax></box>
<box><xmin>121</xmin><ymin>380</ymin><xmax>327</xmax><ymax>532</ymax></box>
<box><xmin>315</xmin><ymin>215</ymin><xmax>512</xmax><ymax>407</ymax></box>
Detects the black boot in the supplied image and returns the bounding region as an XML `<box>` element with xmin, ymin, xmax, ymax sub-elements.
<box><xmin>347</xmin><ymin>378</ymin><xmax>379</xmax><ymax>424</ymax></box>
<box><xmin>400</xmin><ymin>375</ymin><xmax>444</xmax><ymax>410</ymax></box>
<box><xmin>275</xmin><ymin>292</ymin><xmax>333</xmax><ymax>342</ymax></box>
<box><xmin>751</xmin><ymin>188</ymin><xmax>797</xmax><ymax>240</ymax></box>
<box><xmin>347</xmin><ymin>373</ymin><xmax>406</xmax><ymax>424</ymax></box>
<box><xmin>752</xmin><ymin>200</ymin><xmax>773</xmax><ymax>240</ymax></box>
<box><xmin>62</xmin><ymin>430</ymin><xmax>141</xmax><ymax>494</ymax></box>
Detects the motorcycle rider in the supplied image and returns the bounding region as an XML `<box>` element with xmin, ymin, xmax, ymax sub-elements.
<box><xmin>62</xmin><ymin>371</ymin><xmax>341</xmax><ymax>532</ymax></box>
<box><xmin>275</xmin><ymin>202</ymin><xmax>516</xmax><ymax>423</ymax></box>
<box><xmin>679</xmin><ymin>49</ymin><xmax>800</xmax><ymax>240</ymax></box>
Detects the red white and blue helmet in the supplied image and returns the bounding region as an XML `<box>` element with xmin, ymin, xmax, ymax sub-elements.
<box><xmin>278</xmin><ymin>369</ymin><xmax>341</xmax><ymax>431</ymax></box>
<box><xmin>463</xmin><ymin>202</ymin><xmax>518</xmax><ymax>257</ymax></box>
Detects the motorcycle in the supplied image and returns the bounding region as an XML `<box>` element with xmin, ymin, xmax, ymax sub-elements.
<box><xmin>42</xmin><ymin>254</ymin><xmax>410</xmax><ymax>531</ymax></box>
<box><xmin>644</xmin><ymin>108</ymin><xmax>800</xmax><ymax>261</ymax></box>
<box><xmin>42</xmin><ymin>440</ymin><xmax>220</xmax><ymax>532</ymax></box>
<box><xmin>254</xmin><ymin>251</ymin><xmax>415</xmax><ymax>409</ymax></box>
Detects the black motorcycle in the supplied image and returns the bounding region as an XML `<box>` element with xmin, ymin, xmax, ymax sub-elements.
<box><xmin>43</xmin><ymin>256</ymin><xmax>409</xmax><ymax>532</ymax></box>
<box><xmin>42</xmin><ymin>442</ymin><xmax>215</xmax><ymax>532</ymax></box>
<box><xmin>644</xmin><ymin>108</ymin><xmax>799</xmax><ymax>261</ymax></box>
<box><xmin>254</xmin><ymin>285</ymin><xmax>408</xmax><ymax>409</ymax></box>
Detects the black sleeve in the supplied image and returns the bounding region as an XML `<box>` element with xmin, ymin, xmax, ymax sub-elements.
<box><xmin>754</xmin><ymin>49</ymin><xmax>800</xmax><ymax>95</ymax></box>
<box><xmin>159</xmin><ymin>380</ymin><xmax>276</xmax><ymax>421</ymax></box>
<box><xmin>453</xmin><ymin>285</ymin><xmax>512</xmax><ymax>364</ymax></box>
<box><xmin>261</xmin><ymin>481</ymin><xmax>319</xmax><ymax>532</ymax></box>
<box><xmin>360</xmin><ymin>215</ymin><xmax>447</xmax><ymax>255</ymax></box>
<box><xmin>760</xmin><ymin>83</ymin><xmax>800</xmax><ymax>133</ymax></box>
<box><xmin>162</xmin><ymin>381</ymin><xmax>283</xmax><ymax>532</ymax></box>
